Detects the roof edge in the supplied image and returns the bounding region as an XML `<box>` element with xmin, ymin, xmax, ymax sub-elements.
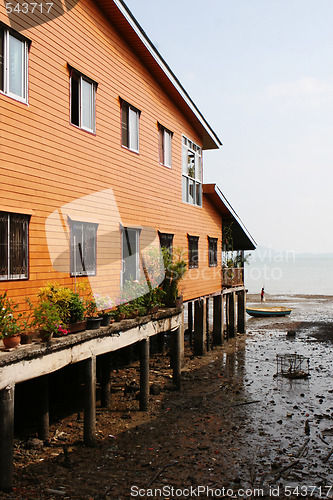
<box><xmin>203</xmin><ymin>183</ymin><xmax>257</xmax><ymax>249</ymax></box>
<box><xmin>113</xmin><ymin>0</ymin><xmax>222</xmax><ymax>150</ymax></box>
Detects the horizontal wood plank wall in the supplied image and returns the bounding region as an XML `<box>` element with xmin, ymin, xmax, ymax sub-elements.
<box><xmin>0</xmin><ymin>0</ymin><xmax>222</xmax><ymax>306</ymax></box>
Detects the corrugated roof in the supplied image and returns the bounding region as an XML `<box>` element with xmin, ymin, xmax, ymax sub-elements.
<box><xmin>94</xmin><ymin>0</ymin><xmax>222</xmax><ymax>150</ymax></box>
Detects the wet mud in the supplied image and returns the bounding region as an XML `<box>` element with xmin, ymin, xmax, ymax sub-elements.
<box><xmin>2</xmin><ymin>294</ymin><xmax>332</xmax><ymax>499</ymax></box>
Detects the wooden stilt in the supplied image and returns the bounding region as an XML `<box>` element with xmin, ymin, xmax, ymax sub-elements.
<box><xmin>187</xmin><ymin>301</ymin><xmax>193</xmax><ymax>345</ymax></box>
<box><xmin>213</xmin><ymin>294</ymin><xmax>223</xmax><ymax>345</ymax></box>
<box><xmin>38</xmin><ymin>375</ymin><xmax>49</xmax><ymax>442</ymax></box>
<box><xmin>206</xmin><ymin>297</ymin><xmax>210</xmax><ymax>351</ymax></box>
<box><xmin>194</xmin><ymin>298</ymin><xmax>207</xmax><ymax>356</ymax></box>
<box><xmin>227</xmin><ymin>292</ymin><xmax>236</xmax><ymax>338</ymax></box>
<box><xmin>157</xmin><ymin>332</ymin><xmax>165</xmax><ymax>354</ymax></box>
<box><xmin>172</xmin><ymin>327</ymin><xmax>181</xmax><ymax>390</ymax></box>
<box><xmin>237</xmin><ymin>290</ymin><xmax>246</xmax><ymax>334</ymax></box>
<box><xmin>101</xmin><ymin>353</ymin><xmax>112</xmax><ymax>408</ymax></box>
<box><xmin>139</xmin><ymin>339</ymin><xmax>149</xmax><ymax>411</ymax></box>
<box><xmin>0</xmin><ymin>385</ymin><xmax>15</xmax><ymax>492</ymax></box>
<box><xmin>84</xmin><ymin>356</ymin><xmax>96</xmax><ymax>447</ymax></box>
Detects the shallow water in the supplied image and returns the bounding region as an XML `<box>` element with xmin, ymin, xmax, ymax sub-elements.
<box><xmin>232</xmin><ymin>295</ymin><xmax>333</xmax><ymax>491</ymax></box>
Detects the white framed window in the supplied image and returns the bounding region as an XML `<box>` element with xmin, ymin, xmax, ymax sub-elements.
<box><xmin>0</xmin><ymin>212</ymin><xmax>30</xmax><ymax>280</ymax></box>
<box><xmin>70</xmin><ymin>220</ymin><xmax>97</xmax><ymax>277</ymax></box>
<box><xmin>70</xmin><ymin>69</ymin><xmax>96</xmax><ymax>133</ymax></box>
<box><xmin>182</xmin><ymin>136</ymin><xmax>202</xmax><ymax>206</ymax></box>
<box><xmin>121</xmin><ymin>99</ymin><xmax>140</xmax><ymax>152</ymax></box>
<box><xmin>0</xmin><ymin>26</ymin><xmax>28</xmax><ymax>103</ymax></box>
<box><xmin>158</xmin><ymin>124</ymin><xmax>173</xmax><ymax>167</ymax></box>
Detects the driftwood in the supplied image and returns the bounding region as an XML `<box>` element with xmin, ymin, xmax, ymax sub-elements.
<box><xmin>231</xmin><ymin>400</ymin><xmax>261</xmax><ymax>407</ymax></box>
<box><xmin>274</xmin><ymin>459</ymin><xmax>300</xmax><ymax>481</ymax></box>
<box><xmin>323</xmin><ymin>447</ymin><xmax>333</xmax><ymax>463</ymax></box>
<box><xmin>295</xmin><ymin>438</ymin><xmax>310</xmax><ymax>458</ymax></box>
<box><xmin>147</xmin><ymin>460</ymin><xmax>179</xmax><ymax>487</ymax></box>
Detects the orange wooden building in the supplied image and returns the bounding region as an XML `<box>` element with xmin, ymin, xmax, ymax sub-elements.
<box><xmin>0</xmin><ymin>0</ymin><xmax>255</xmax><ymax>307</ymax></box>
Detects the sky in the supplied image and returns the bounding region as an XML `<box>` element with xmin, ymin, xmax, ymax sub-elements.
<box><xmin>124</xmin><ymin>0</ymin><xmax>333</xmax><ymax>254</ymax></box>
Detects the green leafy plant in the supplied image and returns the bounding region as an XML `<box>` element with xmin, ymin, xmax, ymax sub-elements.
<box><xmin>0</xmin><ymin>291</ymin><xmax>21</xmax><ymax>338</ymax></box>
<box><xmin>37</xmin><ymin>283</ymin><xmax>84</xmax><ymax>324</ymax></box>
<box><xmin>32</xmin><ymin>300</ymin><xmax>63</xmax><ymax>340</ymax></box>
<box><xmin>161</xmin><ymin>247</ymin><xmax>187</xmax><ymax>306</ymax></box>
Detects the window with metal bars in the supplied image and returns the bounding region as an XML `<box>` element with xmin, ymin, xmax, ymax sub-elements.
<box><xmin>70</xmin><ymin>220</ymin><xmax>97</xmax><ymax>276</ymax></box>
<box><xmin>0</xmin><ymin>212</ymin><xmax>29</xmax><ymax>280</ymax></box>
<box><xmin>158</xmin><ymin>232</ymin><xmax>174</xmax><ymax>256</ymax></box>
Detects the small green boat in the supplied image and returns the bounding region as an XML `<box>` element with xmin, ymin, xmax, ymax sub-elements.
<box><xmin>246</xmin><ymin>306</ymin><xmax>292</xmax><ymax>318</ymax></box>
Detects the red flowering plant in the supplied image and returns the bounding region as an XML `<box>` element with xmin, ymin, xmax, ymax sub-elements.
<box><xmin>56</xmin><ymin>325</ymin><xmax>68</xmax><ymax>337</ymax></box>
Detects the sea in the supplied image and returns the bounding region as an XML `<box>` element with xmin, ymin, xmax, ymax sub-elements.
<box><xmin>245</xmin><ymin>250</ymin><xmax>333</xmax><ymax>296</ymax></box>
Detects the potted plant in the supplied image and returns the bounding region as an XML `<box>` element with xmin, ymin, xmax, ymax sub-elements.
<box><xmin>94</xmin><ymin>293</ymin><xmax>114</xmax><ymax>326</ymax></box>
<box><xmin>0</xmin><ymin>291</ymin><xmax>22</xmax><ymax>348</ymax></box>
<box><xmin>37</xmin><ymin>283</ymin><xmax>86</xmax><ymax>333</ymax></box>
<box><xmin>84</xmin><ymin>296</ymin><xmax>102</xmax><ymax>330</ymax></box>
<box><xmin>32</xmin><ymin>300</ymin><xmax>63</xmax><ymax>342</ymax></box>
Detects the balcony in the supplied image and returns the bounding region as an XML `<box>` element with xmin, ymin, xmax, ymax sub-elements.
<box><xmin>222</xmin><ymin>267</ymin><xmax>244</xmax><ymax>288</ymax></box>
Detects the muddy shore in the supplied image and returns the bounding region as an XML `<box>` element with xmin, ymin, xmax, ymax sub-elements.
<box><xmin>1</xmin><ymin>294</ymin><xmax>332</xmax><ymax>499</ymax></box>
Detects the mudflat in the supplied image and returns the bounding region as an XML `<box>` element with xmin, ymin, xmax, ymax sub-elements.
<box><xmin>3</xmin><ymin>294</ymin><xmax>333</xmax><ymax>499</ymax></box>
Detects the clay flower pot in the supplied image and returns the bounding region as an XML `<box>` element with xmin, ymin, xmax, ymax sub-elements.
<box><xmin>3</xmin><ymin>334</ymin><xmax>21</xmax><ymax>349</ymax></box>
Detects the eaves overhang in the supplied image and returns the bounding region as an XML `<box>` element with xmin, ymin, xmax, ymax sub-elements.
<box><xmin>203</xmin><ymin>184</ymin><xmax>256</xmax><ymax>251</ymax></box>
<box><xmin>94</xmin><ymin>0</ymin><xmax>222</xmax><ymax>150</ymax></box>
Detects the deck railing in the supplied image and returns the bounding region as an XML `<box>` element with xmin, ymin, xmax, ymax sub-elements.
<box><xmin>222</xmin><ymin>267</ymin><xmax>244</xmax><ymax>288</ymax></box>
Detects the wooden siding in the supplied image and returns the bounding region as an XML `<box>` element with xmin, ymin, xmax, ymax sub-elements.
<box><xmin>0</xmin><ymin>0</ymin><xmax>222</xmax><ymax>305</ymax></box>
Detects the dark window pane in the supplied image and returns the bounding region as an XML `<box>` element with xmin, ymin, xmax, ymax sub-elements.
<box><xmin>121</xmin><ymin>102</ymin><xmax>129</xmax><ymax>147</ymax></box>
<box><xmin>71</xmin><ymin>72</ymin><xmax>80</xmax><ymax>126</ymax></box>
<box><xmin>159</xmin><ymin>232</ymin><xmax>173</xmax><ymax>255</ymax></box>
<box><xmin>159</xmin><ymin>126</ymin><xmax>164</xmax><ymax>164</ymax></box>
<box><xmin>9</xmin><ymin>214</ymin><xmax>28</xmax><ymax>277</ymax></box>
<box><xmin>188</xmin><ymin>236</ymin><xmax>199</xmax><ymax>269</ymax></box>
<box><xmin>208</xmin><ymin>237</ymin><xmax>218</xmax><ymax>267</ymax></box>
<box><xmin>0</xmin><ymin>29</ymin><xmax>4</xmax><ymax>92</ymax></box>
<box><xmin>0</xmin><ymin>214</ymin><xmax>8</xmax><ymax>277</ymax></box>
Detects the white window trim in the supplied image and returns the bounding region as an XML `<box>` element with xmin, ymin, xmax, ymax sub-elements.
<box><xmin>121</xmin><ymin>102</ymin><xmax>140</xmax><ymax>153</ymax></box>
<box><xmin>1</xmin><ymin>29</ymin><xmax>28</xmax><ymax>104</ymax></box>
<box><xmin>159</xmin><ymin>125</ymin><xmax>173</xmax><ymax>168</ymax></box>
<box><xmin>70</xmin><ymin>71</ymin><xmax>96</xmax><ymax>133</ymax></box>
<box><xmin>182</xmin><ymin>135</ymin><xmax>202</xmax><ymax>207</ymax></box>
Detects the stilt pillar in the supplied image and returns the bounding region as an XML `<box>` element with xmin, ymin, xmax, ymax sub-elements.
<box><xmin>38</xmin><ymin>375</ymin><xmax>49</xmax><ymax>442</ymax></box>
<box><xmin>227</xmin><ymin>292</ymin><xmax>236</xmax><ymax>338</ymax></box>
<box><xmin>84</xmin><ymin>355</ymin><xmax>96</xmax><ymax>447</ymax></box>
<box><xmin>157</xmin><ymin>332</ymin><xmax>165</xmax><ymax>354</ymax></box>
<box><xmin>0</xmin><ymin>385</ymin><xmax>15</xmax><ymax>492</ymax></box>
<box><xmin>237</xmin><ymin>290</ymin><xmax>246</xmax><ymax>334</ymax></box>
<box><xmin>213</xmin><ymin>294</ymin><xmax>223</xmax><ymax>345</ymax></box>
<box><xmin>187</xmin><ymin>301</ymin><xmax>193</xmax><ymax>345</ymax></box>
<box><xmin>101</xmin><ymin>353</ymin><xmax>112</xmax><ymax>408</ymax></box>
<box><xmin>172</xmin><ymin>327</ymin><xmax>182</xmax><ymax>390</ymax></box>
<box><xmin>139</xmin><ymin>338</ymin><xmax>149</xmax><ymax>411</ymax></box>
<box><xmin>206</xmin><ymin>297</ymin><xmax>211</xmax><ymax>351</ymax></box>
<box><xmin>194</xmin><ymin>298</ymin><xmax>207</xmax><ymax>356</ymax></box>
